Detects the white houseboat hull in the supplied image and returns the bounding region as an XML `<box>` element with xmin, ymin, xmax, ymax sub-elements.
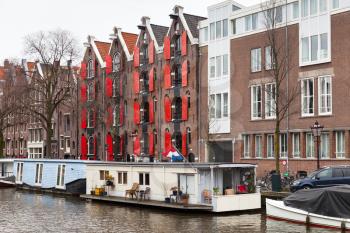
<box><xmin>266</xmin><ymin>198</ymin><xmax>350</xmax><ymax>230</ymax></box>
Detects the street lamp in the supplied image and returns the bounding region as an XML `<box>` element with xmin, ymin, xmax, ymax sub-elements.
<box><xmin>311</xmin><ymin>121</ymin><xmax>324</xmax><ymax>169</ymax></box>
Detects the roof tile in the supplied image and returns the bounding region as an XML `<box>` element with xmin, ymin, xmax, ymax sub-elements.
<box><xmin>95</xmin><ymin>41</ymin><xmax>111</xmax><ymax>61</ymax></box>
<box><xmin>121</xmin><ymin>32</ymin><xmax>138</xmax><ymax>54</ymax></box>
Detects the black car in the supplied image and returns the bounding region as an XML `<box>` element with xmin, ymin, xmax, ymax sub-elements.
<box><xmin>290</xmin><ymin>166</ymin><xmax>350</xmax><ymax>192</ymax></box>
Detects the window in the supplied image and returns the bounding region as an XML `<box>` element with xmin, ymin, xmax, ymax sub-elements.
<box><xmin>117</xmin><ymin>172</ymin><xmax>127</xmax><ymax>184</ymax></box>
<box><xmin>64</xmin><ymin>114</ymin><xmax>70</xmax><ymax>132</ymax></box>
<box><xmin>251</xmin><ymin>85</ymin><xmax>262</xmax><ymax>119</ymax></box>
<box><xmin>223</xmin><ymin>93</ymin><xmax>228</xmax><ymax>117</ymax></box>
<box><xmin>223</xmin><ymin>19</ymin><xmax>228</xmax><ymax>37</ymax></box>
<box><xmin>88</xmin><ymin>110</ymin><xmax>94</xmax><ymax>128</ymax></box>
<box><xmin>216</xmin><ymin>21</ymin><xmax>222</xmax><ymax>39</ymax></box>
<box><xmin>65</xmin><ymin>137</ymin><xmax>71</xmax><ymax>153</ymax></box>
<box><xmin>267</xmin><ymin>135</ymin><xmax>274</xmax><ymax>158</ymax></box>
<box><xmin>210</xmin><ymin>23</ymin><xmax>215</xmax><ymax>40</ymax></box>
<box><xmin>302</xmin><ymin>0</ymin><xmax>309</xmax><ymax>17</ymax></box>
<box><xmin>336</xmin><ymin>131</ymin><xmax>345</xmax><ymax>158</ymax></box>
<box><xmin>113</xmin><ymin>106</ymin><xmax>118</xmax><ymax>126</ymax></box>
<box><xmin>216</xmin><ymin>56</ymin><xmax>222</xmax><ymax>77</ymax></box>
<box><xmin>209</xmin><ymin>94</ymin><xmax>215</xmax><ymax>119</ymax></box>
<box><xmin>245</xmin><ymin>15</ymin><xmax>252</xmax><ymax>31</ymax></box>
<box><xmin>306</xmin><ymin>133</ymin><xmax>314</xmax><ymax>158</ymax></box>
<box><xmin>87</xmin><ymin>83</ymin><xmax>94</xmax><ymax>101</ymax></box>
<box><xmin>301</xmin><ymin>33</ymin><xmax>329</xmax><ymax>63</ymax></box>
<box><xmin>265</xmin><ymin>46</ymin><xmax>272</xmax><ymax>70</ymax></box>
<box><xmin>252</xmin><ymin>13</ymin><xmax>258</xmax><ymax>30</ymax></box>
<box><xmin>320</xmin><ymin>133</ymin><xmax>329</xmax><ymax>158</ymax></box>
<box><xmin>251</xmin><ymin>48</ymin><xmax>261</xmax><ymax>72</ymax></box>
<box><xmin>56</xmin><ymin>164</ymin><xmax>65</xmax><ymax>188</ymax></box>
<box><xmin>113</xmin><ymin>79</ymin><xmax>118</xmax><ymax>97</ymax></box>
<box><xmin>60</xmin><ymin>136</ymin><xmax>65</xmax><ymax>150</ymax></box>
<box><xmin>223</xmin><ymin>54</ymin><xmax>228</xmax><ymax>76</ymax></box>
<box><xmin>255</xmin><ymin>135</ymin><xmax>262</xmax><ymax>158</ymax></box>
<box><xmin>275</xmin><ymin>6</ymin><xmax>283</xmax><ymax>23</ymax></box>
<box><xmin>88</xmin><ymin>137</ymin><xmax>94</xmax><ymax>155</ymax></box>
<box><xmin>99</xmin><ymin>170</ymin><xmax>109</xmax><ymax>180</ymax></box>
<box><xmin>139</xmin><ymin>173</ymin><xmax>150</xmax><ymax>186</ymax></box>
<box><xmin>215</xmin><ymin>94</ymin><xmax>222</xmax><ymax>118</ymax></box>
<box><xmin>16</xmin><ymin>162</ymin><xmax>23</xmax><ymax>183</ymax></box>
<box><xmin>243</xmin><ymin>135</ymin><xmax>250</xmax><ymax>158</ymax></box>
<box><xmin>292</xmin><ymin>133</ymin><xmax>300</xmax><ymax>158</ymax></box>
<box><xmin>293</xmin><ymin>2</ymin><xmax>299</xmax><ymax>19</ymax></box>
<box><xmin>35</xmin><ymin>163</ymin><xmax>43</xmax><ymax>185</ymax></box>
<box><xmin>200</xmin><ymin>27</ymin><xmax>208</xmax><ymax>43</ymax></box>
<box><xmin>319</xmin><ymin>0</ymin><xmax>327</xmax><ymax>12</ymax></box>
<box><xmin>301</xmin><ymin>79</ymin><xmax>314</xmax><ymax>116</ymax></box>
<box><xmin>231</xmin><ymin>19</ymin><xmax>236</xmax><ymax>34</ymax></box>
<box><xmin>320</xmin><ymin>33</ymin><xmax>328</xmax><ymax>59</ymax></box>
<box><xmin>311</xmin><ymin>35</ymin><xmax>318</xmax><ymax>61</ymax></box>
<box><xmin>113</xmin><ymin>52</ymin><xmax>121</xmax><ymax>72</ymax></box>
<box><xmin>88</xmin><ymin>59</ymin><xmax>94</xmax><ymax>78</ymax></box>
<box><xmin>310</xmin><ymin>0</ymin><xmax>318</xmax><ymax>15</ymax></box>
<box><xmin>280</xmin><ymin>133</ymin><xmax>288</xmax><ymax>158</ymax></box>
<box><xmin>265</xmin><ymin>83</ymin><xmax>276</xmax><ymax>118</ymax></box>
<box><xmin>332</xmin><ymin>0</ymin><xmax>339</xmax><ymax>9</ymax></box>
<box><xmin>302</xmin><ymin>37</ymin><xmax>310</xmax><ymax>63</ymax></box>
<box><xmin>318</xmin><ymin>75</ymin><xmax>332</xmax><ymax>115</ymax></box>
<box><xmin>209</xmin><ymin>57</ymin><xmax>215</xmax><ymax>78</ymax></box>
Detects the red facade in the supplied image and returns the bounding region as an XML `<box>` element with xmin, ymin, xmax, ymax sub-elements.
<box><xmin>149</xmin><ymin>68</ymin><xmax>154</xmax><ymax>92</ymax></box>
<box><xmin>181</xmin><ymin>60</ymin><xmax>188</xmax><ymax>87</ymax></box>
<box><xmin>163</xmin><ymin>64</ymin><xmax>171</xmax><ymax>89</ymax></box>
<box><xmin>182</xmin><ymin>96</ymin><xmax>188</xmax><ymax>121</ymax></box>
<box><xmin>133</xmin><ymin>71</ymin><xmax>140</xmax><ymax>94</ymax></box>
<box><xmin>105</xmin><ymin>77</ymin><xmax>113</xmax><ymax>97</ymax></box>
<box><xmin>149</xmin><ymin>99</ymin><xmax>154</xmax><ymax>123</ymax></box>
<box><xmin>81</xmin><ymin>108</ymin><xmax>87</xmax><ymax>129</ymax></box>
<box><xmin>182</xmin><ymin>132</ymin><xmax>187</xmax><ymax>156</ymax></box>
<box><xmin>164</xmin><ymin>130</ymin><xmax>172</xmax><ymax>153</ymax></box>
<box><xmin>149</xmin><ymin>132</ymin><xmax>154</xmax><ymax>155</ymax></box>
<box><xmin>133</xmin><ymin>101</ymin><xmax>140</xmax><ymax>124</ymax></box>
<box><xmin>181</xmin><ymin>31</ymin><xmax>187</xmax><ymax>56</ymax></box>
<box><xmin>163</xmin><ymin>36</ymin><xmax>171</xmax><ymax>60</ymax></box>
<box><xmin>80</xmin><ymin>62</ymin><xmax>87</xmax><ymax>80</ymax></box>
<box><xmin>133</xmin><ymin>136</ymin><xmax>141</xmax><ymax>156</ymax></box>
<box><xmin>81</xmin><ymin>134</ymin><xmax>87</xmax><ymax>160</ymax></box>
<box><xmin>133</xmin><ymin>46</ymin><xmax>140</xmax><ymax>67</ymax></box>
<box><xmin>164</xmin><ymin>96</ymin><xmax>171</xmax><ymax>122</ymax></box>
<box><xmin>80</xmin><ymin>83</ymin><xmax>87</xmax><ymax>103</ymax></box>
<box><xmin>149</xmin><ymin>40</ymin><xmax>154</xmax><ymax>64</ymax></box>
<box><xmin>105</xmin><ymin>55</ymin><xmax>112</xmax><ymax>75</ymax></box>
<box><xmin>106</xmin><ymin>133</ymin><xmax>113</xmax><ymax>161</ymax></box>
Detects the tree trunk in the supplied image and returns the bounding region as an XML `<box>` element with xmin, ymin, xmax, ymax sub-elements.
<box><xmin>274</xmin><ymin>120</ymin><xmax>280</xmax><ymax>174</ymax></box>
<box><xmin>46</xmin><ymin>121</ymin><xmax>53</xmax><ymax>159</ymax></box>
<box><xmin>0</xmin><ymin>131</ymin><xmax>4</xmax><ymax>158</ymax></box>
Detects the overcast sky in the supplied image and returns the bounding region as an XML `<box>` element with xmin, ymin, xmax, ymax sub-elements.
<box><xmin>0</xmin><ymin>0</ymin><xmax>261</xmax><ymax>63</ymax></box>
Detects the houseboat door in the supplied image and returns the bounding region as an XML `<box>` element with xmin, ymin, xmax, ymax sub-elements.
<box><xmin>179</xmin><ymin>174</ymin><xmax>195</xmax><ymax>195</ymax></box>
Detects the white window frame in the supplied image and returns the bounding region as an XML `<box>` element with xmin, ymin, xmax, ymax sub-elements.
<box><xmin>265</xmin><ymin>83</ymin><xmax>276</xmax><ymax>119</ymax></box>
<box><xmin>209</xmin><ymin>57</ymin><xmax>215</xmax><ymax>78</ymax></box>
<box><xmin>265</xmin><ymin>46</ymin><xmax>272</xmax><ymax>70</ymax></box>
<box><xmin>335</xmin><ymin>131</ymin><xmax>345</xmax><ymax>158</ymax></box>
<box><xmin>320</xmin><ymin>132</ymin><xmax>329</xmax><ymax>159</ymax></box>
<box><xmin>255</xmin><ymin>135</ymin><xmax>262</xmax><ymax>158</ymax></box>
<box><xmin>267</xmin><ymin>134</ymin><xmax>274</xmax><ymax>158</ymax></box>
<box><xmin>292</xmin><ymin>133</ymin><xmax>300</xmax><ymax>158</ymax></box>
<box><xmin>35</xmin><ymin>163</ymin><xmax>43</xmax><ymax>186</ymax></box>
<box><xmin>65</xmin><ymin>137</ymin><xmax>71</xmax><ymax>153</ymax></box>
<box><xmin>318</xmin><ymin>75</ymin><xmax>332</xmax><ymax>115</ymax></box>
<box><xmin>87</xmin><ymin>59</ymin><xmax>94</xmax><ymax>79</ymax></box>
<box><xmin>306</xmin><ymin>133</ymin><xmax>314</xmax><ymax>158</ymax></box>
<box><xmin>139</xmin><ymin>172</ymin><xmax>150</xmax><ymax>186</ymax></box>
<box><xmin>251</xmin><ymin>85</ymin><xmax>262</xmax><ymax>120</ymax></box>
<box><xmin>16</xmin><ymin>162</ymin><xmax>24</xmax><ymax>184</ymax></box>
<box><xmin>251</xmin><ymin>48</ymin><xmax>262</xmax><ymax>72</ymax></box>
<box><xmin>60</xmin><ymin>135</ymin><xmax>65</xmax><ymax>150</ymax></box>
<box><xmin>300</xmin><ymin>33</ymin><xmax>330</xmax><ymax>66</ymax></box>
<box><xmin>56</xmin><ymin>164</ymin><xmax>66</xmax><ymax>189</ymax></box>
<box><xmin>301</xmin><ymin>78</ymin><xmax>314</xmax><ymax>117</ymax></box>
<box><xmin>117</xmin><ymin>171</ymin><xmax>128</xmax><ymax>185</ymax></box>
<box><xmin>279</xmin><ymin>133</ymin><xmax>288</xmax><ymax>158</ymax></box>
<box><xmin>243</xmin><ymin>135</ymin><xmax>250</xmax><ymax>158</ymax></box>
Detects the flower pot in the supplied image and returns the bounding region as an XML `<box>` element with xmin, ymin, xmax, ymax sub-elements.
<box><xmin>165</xmin><ymin>197</ymin><xmax>171</xmax><ymax>203</ymax></box>
<box><xmin>91</xmin><ymin>190</ymin><xmax>95</xmax><ymax>195</ymax></box>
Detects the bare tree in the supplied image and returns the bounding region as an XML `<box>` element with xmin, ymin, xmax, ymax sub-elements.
<box><xmin>22</xmin><ymin>29</ymin><xmax>79</xmax><ymax>158</ymax></box>
<box><xmin>262</xmin><ymin>1</ymin><xmax>299</xmax><ymax>174</ymax></box>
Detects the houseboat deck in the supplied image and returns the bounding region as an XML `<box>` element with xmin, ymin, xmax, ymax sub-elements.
<box><xmin>81</xmin><ymin>194</ymin><xmax>213</xmax><ymax>211</ymax></box>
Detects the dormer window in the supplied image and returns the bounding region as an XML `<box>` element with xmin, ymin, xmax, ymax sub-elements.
<box><xmin>113</xmin><ymin>52</ymin><xmax>120</xmax><ymax>72</ymax></box>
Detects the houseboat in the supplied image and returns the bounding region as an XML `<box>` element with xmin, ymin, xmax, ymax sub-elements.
<box><xmin>0</xmin><ymin>159</ymin><xmax>15</xmax><ymax>187</ymax></box>
<box><xmin>14</xmin><ymin>159</ymin><xmax>91</xmax><ymax>195</ymax></box>
<box><xmin>83</xmin><ymin>162</ymin><xmax>261</xmax><ymax>212</ymax></box>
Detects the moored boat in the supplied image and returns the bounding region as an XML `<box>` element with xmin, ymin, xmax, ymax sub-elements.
<box><xmin>266</xmin><ymin>185</ymin><xmax>350</xmax><ymax>230</ymax></box>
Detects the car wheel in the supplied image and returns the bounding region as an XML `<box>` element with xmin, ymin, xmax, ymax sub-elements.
<box><xmin>302</xmin><ymin>185</ymin><xmax>312</xmax><ymax>190</ymax></box>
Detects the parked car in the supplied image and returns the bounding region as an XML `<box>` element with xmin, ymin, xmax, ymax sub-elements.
<box><xmin>290</xmin><ymin>166</ymin><xmax>350</xmax><ymax>192</ymax></box>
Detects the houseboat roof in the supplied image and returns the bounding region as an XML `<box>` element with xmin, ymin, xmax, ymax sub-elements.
<box><xmin>0</xmin><ymin>159</ymin><xmax>14</xmax><ymax>163</ymax></box>
<box><xmin>13</xmin><ymin>159</ymin><xmax>97</xmax><ymax>164</ymax></box>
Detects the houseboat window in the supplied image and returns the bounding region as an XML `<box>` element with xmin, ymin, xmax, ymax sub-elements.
<box><xmin>99</xmin><ymin>170</ymin><xmax>109</xmax><ymax>180</ymax></box>
<box><xmin>139</xmin><ymin>173</ymin><xmax>150</xmax><ymax>186</ymax></box>
<box><xmin>16</xmin><ymin>162</ymin><xmax>24</xmax><ymax>183</ymax></box>
<box><xmin>35</xmin><ymin>163</ymin><xmax>43</xmax><ymax>185</ymax></box>
<box><xmin>118</xmin><ymin>172</ymin><xmax>127</xmax><ymax>184</ymax></box>
<box><xmin>56</xmin><ymin>164</ymin><xmax>66</xmax><ymax>188</ymax></box>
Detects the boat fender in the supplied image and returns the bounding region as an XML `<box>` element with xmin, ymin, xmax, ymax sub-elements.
<box><xmin>305</xmin><ymin>214</ymin><xmax>310</xmax><ymax>226</ymax></box>
<box><xmin>341</xmin><ymin>221</ymin><xmax>346</xmax><ymax>232</ymax></box>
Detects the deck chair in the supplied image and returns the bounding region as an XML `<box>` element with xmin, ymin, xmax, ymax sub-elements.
<box><xmin>202</xmin><ymin>189</ymin><xmax>212</xmax><ymax>204</ymax></box>
<box><xmin>139</xmin><ymin>187</ymin><xmax>151</xmax><ymax>201</ymax></box>
<box><xmin>125</xmin><ymin>183</ymin><xmax>139</xmax><ymax>199</ymax></box>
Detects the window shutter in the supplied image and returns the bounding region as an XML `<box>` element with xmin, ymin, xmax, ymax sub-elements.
<box><xmin>182</xmin><ymin>132</ymin><xmax>187</xmax><ymax>157</ymax></box>
<box><xmin>133</xmin><ymin>101</ymin><xmax>140</xmax><ymax>124</ymax></box>
<box><xmin>163</xmin><ymin>36</ymin><xmax>171</xmax><ymax>60</ymax></box>
<box><xmin>93</xmin><ymin>136</ymin><xmax>97</xmax><ymax>160</ymax></box>
<box><xmin>149</xmin><ymin>68</ymin><xmax>154</xmax><ymax>92</ymax></box>
<box><xmin>181</xmin><ymin>60</ymin><xmax>188</xmax><ymax>87</ymax></box>
<box><xmin>105</xmin><ymin>55</ymin><xmax>112</xmax><ymax>75</ymax></box>
<box><xmin>182</xmin><ymin>96</ymin><xmax>188</xmax><ymax>121</ymax></box>
<box><xmin>80</xmin><ymin>62</ymin><xmax>87</xmax><ymax>80</ymax></box>
<box><xmin>164</xmin><ymin>130</ymin><xmax>172</xmax><ymax>153</ymax></box>
<box><xmin>164</xmin><ymin>96</ymin><xmax>171</xmax><ymax>122</ymax></box>
<box><xmin>106</xmin><ymin>133</ymin><xmax>113</xmax><ymax>161</ymax></box>
<box><xmin>81</xmin><ymin>134</ymin><xmax>87</xmax><ymax>160</ymax></box>
<box><xmin>119</xmin><ymin>102</ymin><xmax>124</xmax><ymax>126</ymax></box>
<box><xmin>80</xmin><ymin>83</ymin><xmax>87</xmax><ymax>103</ymax></box>
<box><xmin>133</xmin><ymin>136</ymin><xmax>141</xmax><ymax>156</ymax></box>
<box><xmin>149</xmin><ymin>132</ymin><xmax>154</xmax><ymax>155</ymax></box>
<box><xmin>149</xmin><ymin>40</ymin><xmax>154</xmax><ymax>64</ymax></box>
<box><xmin>105</xmin><ymin>77</ymin><xmax>113</xmax><ymax>97</ymax></box>
<box><xmin>133</xmin><ymin>71</ymin><xmax>140</xmax><ymax>94</ymax></box>
<box><xmin>149</xmin><ymin>98</ymin><xmax>154</xmax><ymax>123</ymax></box>
<box><xmin>163</xmin><ymin>64</ymin><xmax>171</xmax><ymax>89</ymax></box>
<box><xmin>81</xmin><ymin>108</ymin><xmax>87</xmax><ymax>129</ymax></box>
<box><xmin>133</xmin><ymin>46</ymin><xmax>140</xmax><ymax>67</ymax></box>
<box><xmin>181</xmin><ymin>31</ymin><xmax>187</xmax><ymax>56</ymax></box>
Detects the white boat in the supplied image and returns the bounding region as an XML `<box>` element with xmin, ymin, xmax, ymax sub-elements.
<box><xmin>266</xmin><ymin>198</ymin><xmax>350</xmax><ymax>230</ymax></box>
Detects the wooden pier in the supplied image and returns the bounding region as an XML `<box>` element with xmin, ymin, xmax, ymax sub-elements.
<box><xmin>81</xmin><ymin>194</ymin><xmax>213</xmax><ymax>212</ymax></box>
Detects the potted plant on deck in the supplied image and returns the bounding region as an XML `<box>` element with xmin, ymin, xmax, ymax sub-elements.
<box><xmin>105</xmin><ymin>174</ymin><xmax>114</xmax><ymax>187</ymax></box>
<box><xmin>181</xmin><ymin>193</ymin><xmax>190</xmax><ymax>205</ymax></box>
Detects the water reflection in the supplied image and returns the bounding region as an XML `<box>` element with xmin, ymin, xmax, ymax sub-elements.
<box><xmin>0</xmin><ymin>189</ymin><xmax>342</xmax><ymax>233</ymax></box>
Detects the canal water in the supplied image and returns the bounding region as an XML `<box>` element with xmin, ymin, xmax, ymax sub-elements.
<box><xmin>0</xmin><ymin>189</ymin><xmax>340</xmax><ymax>233</ymax></box>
